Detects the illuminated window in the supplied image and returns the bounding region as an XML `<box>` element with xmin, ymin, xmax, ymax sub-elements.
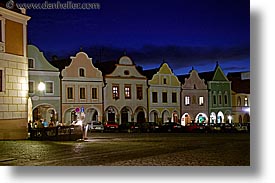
<box><xmin>79</xmin><ymin>68</ymin><xmax>85</xmax><ymax>77</ymax></box>
<box><xmin>28</xmin><ymin>58</ymin><xmax>35</xmax><ymax>69</ymax></box>
<box><xmin>67</xmin><ymin>87</ymin><xmax>73</xmax><ymax>99</ymax></box>
<box><xmin>45</xmin><ymin>81</ymin><xmax>54</xmax><ymax>94</ymax></box>
<box><xmin>237</xmin><ymin>96</ymin><xmax>241</xmax><ymax>106</ymax></box>
<box><xmin>137</xmin><ymin>86</ymin><xmax>143</xmax><ymax>100</ymax></box>
<box><xmin>80</xmin><ymin>87</ymin><xmax>86</xmax><ymax>99</ymax></box>
<box><xmin>29</xmin><ymin>81</ymin><xmax>34</xmax><ymax>93</ymax></box>
<box><xmin>124</xmin><ymin>85</ymin><xmax>131</xmax><ymax>99</ymax></box>
<box><xmin>244</xmin><ymin>96</ymin><xmax>249</xmax><ymax>106</ymax></box>
<box><xmin>112</xmin><ymin>85</ymin><xmax>119</xmax><ymax>99</ymax></box>
<box><xmin>162</xmin><ymin>92</ymin><xmax>167</xmax><ymax>103</ymax></box>
<box><xmin>92</xmin><ymin>88</ymin><xmax>97</xmax><ymax>99</ymax></box>
<box><xmin>152</xmin><ymin>92</ymin><xmax>158</xmax><ymax>103</ymax></box>
<box><xmin>185</xmin><ymin>96</ymin><xmax>190</xmax><ymax>106</ymax></box>
<box><xmin>172</xmin><ymin>92</ymin><xmax>177</xmax><ymax>103</ymax></box>
<box><xmin>199</xmin><ymin>96</ymin><xmax>204</xmax><ymax>106</ymax></box>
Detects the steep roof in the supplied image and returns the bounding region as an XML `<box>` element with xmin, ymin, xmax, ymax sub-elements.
<box><xmin>227</xmin><ymin>72</ymin><xmax>250</xmax><ymax>94</ymax></box>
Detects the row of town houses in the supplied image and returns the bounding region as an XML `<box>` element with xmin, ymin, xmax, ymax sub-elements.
<box><xmin>28</xmin><ymin>45</ymin><xmax>250</xmax><ymax>127</ymax></box>
<box><xmin>0</xmin><ymin>6</ymin><xmax>250</xmax><ymax>139</ymax></box>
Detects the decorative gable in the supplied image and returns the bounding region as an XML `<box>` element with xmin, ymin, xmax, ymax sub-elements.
<box><xmin>149</xmin><ymin>63</ymin><xmax>180</xmax><ymax>86</ymax></box>
<box><xmin>182</xmin><ymin>69</ymin><xmax>207</xmax><ymax>89</ymax></box>
<box><xmin>62</xmin><ymin>52</ymin><xmax>102</xmax><ymax>80</ymax></box>
<box><xmin>212</xmin><ymin>65</ymin><xmax>229</xmax><ymax>81</ymax></box>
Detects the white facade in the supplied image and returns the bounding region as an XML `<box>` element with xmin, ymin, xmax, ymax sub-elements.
<box><xmin>103</xmin><ymin>56</ymin><xmax>147</xmax><ymax>124</ymax></box>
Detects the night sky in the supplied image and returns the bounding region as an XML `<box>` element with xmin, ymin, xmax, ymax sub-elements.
<box><xmin>18</xmin><ymin>0</ymin><xmax>249</xmax><ymax>75</ymax></box>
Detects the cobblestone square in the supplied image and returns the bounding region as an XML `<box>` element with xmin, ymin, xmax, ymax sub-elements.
<box><xmin>0</xmin><ymin>133</ymin><xmax>250</xmax><ymax>166</ymax></box>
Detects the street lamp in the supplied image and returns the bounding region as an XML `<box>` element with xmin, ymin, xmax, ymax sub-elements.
<box><xmin>38</xmin><ymin>82</ymin><xmax>46</xmax><ymax>92</ymax></box>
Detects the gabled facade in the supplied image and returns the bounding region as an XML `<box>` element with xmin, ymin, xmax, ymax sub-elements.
<box><xmin>146</xmin><ymin>63</ymin><xmax>181</xmax><ymax>124</ymax></box>
<box><xmin>227</xmin><ymin>72</ymin><xmax>250</xmax><ymax>124</ymax></box>
<box><xmin>103</xmin><ymin>56</ymin><xmax>147</xmax><ymax>124</ymax></box>
<box><xmin>28</xmin><ymin>45</ymin><xmax>61</xmax><ymax>123</ymax></box>
<box><xmin>200</xmin><ymin>63</ymin><xmax>232</xmax><ymax>124</ymax></box>
<box><xmin>61</xmin><ymin>52</ymin><xmax>104</xmax><ymax>125</ymax></box>
<box><xmin>0</xmin><ymin>7</ymin><xmax>30</xmax><ymax>139</ymax></box>
<box><xmin>180</xmin><ymin>69</ymin><xmax>208</xmax><ymax>126</ymax></box>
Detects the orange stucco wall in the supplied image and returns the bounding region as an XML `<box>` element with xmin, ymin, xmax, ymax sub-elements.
<box><xmin>5</xmin><ymin>19</ymin><xmax>23</xmax><ymax>56</ymax></box>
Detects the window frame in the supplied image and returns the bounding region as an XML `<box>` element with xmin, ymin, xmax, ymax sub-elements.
<box><xmin>172</xmin><ymin>92</ymin><xmax>177</xmax><ymax>103</ymax></box>
<box><xmin>0</xmin><ymin>68</ymin><xmax>4</xmax><ymax>93</ymax></box>
<box><xmin>124</xmin><ymin>84</ymin><xmax>131</xmax><ymax>99</ymax></box>
<box><xmin>80</xmin><ymin>87</ymin><xmax>86</xmax><ymax>99</ymax></box>
<box><xmin>152</xmin><ymin>92</ymin><xmax>158</xmax><ymax>103</ymax></box>
<box><xmin>67</xmin><ymin>87</ymin><xmax>74</xmax><ymax>99</ymax></box>
<box><xmin>136</xmin><ymin>85</ymin><xmax>143</xmax><ymax>100</ymax></box>
<box><xmin>199</xmin><ymin>96</ymin><xmax>204</xmax><ymax>106</ymax></box>
<box><xmin>45</xmin><ymin>81</ymin><xmax>54</xmax><ymax>94</ymax></box>
<box><xmin>185</xmin><ymin>95</ymin><xmax>190</xmax><ymax>106</ymax></box>
<box><xmin>91</xmin><ymin>87</ymin><xmax>98</xmax><ymax>99</ymax></box>
<box><xmin>29</xmin><ymin>80</ymin><xmax>35</xmax><ymax>94</ymax></box>
<box><xmin>112</xmin><ymin>85</ymin><xmax>119</xmax><ymax>100</ymax></box>
<box><xmin>28</xmin><ymin>58</ymin><xmax>35</xmax><ymax>69</ymax></box>
<box><xmin>79</xmin><ymin>68</ymin><xmax>85</xmax><ymax>77</ymax></box>
<box><xmin>162</xmin><ymin>92</ymin><xmax>168</xmax><ymax>103</ymax></box>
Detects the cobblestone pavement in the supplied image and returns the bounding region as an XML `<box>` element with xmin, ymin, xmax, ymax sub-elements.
<box><xmin>0</xmin><ymin>133</ymin><xmax>250</xmax><ymax>166</ymax></box>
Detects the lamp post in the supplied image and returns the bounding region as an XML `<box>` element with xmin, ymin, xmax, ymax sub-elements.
<box><xmin>38</xmin><ymin>82</ymin><xmax>46</xmax><ymax>92</ymax></box>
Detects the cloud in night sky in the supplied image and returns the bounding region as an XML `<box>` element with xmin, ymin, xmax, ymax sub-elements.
<box><xmin>45</xmin><ymin>44</ymin><xmax>249</xmax><ymax>75</ymax></box>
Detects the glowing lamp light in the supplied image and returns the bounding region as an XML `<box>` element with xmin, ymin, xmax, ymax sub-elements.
<box><xmin>38</xmin><ymin>82</ymin><xmax>46</xmax><ymax>91</ymax></box>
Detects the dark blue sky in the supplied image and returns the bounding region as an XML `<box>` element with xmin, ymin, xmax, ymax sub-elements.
<box><xmin>19</xmin><ymin>0</ymin><xmax>250</xmax><ymax>74</ymax></box>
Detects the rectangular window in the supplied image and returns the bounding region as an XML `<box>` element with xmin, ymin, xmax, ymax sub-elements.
<box><xmin>224</xmin><ymin>95</ymin><xmax>228</xmax><ymax>105</ymax></box>
<box><xmin>124</xmin><ymin>85</ymin><xmax>131</xmax><ymax>99</ymax></box>
<box><xmin>80</xmin><ymin>87</ymin><xmax>86</xmax><ymax>99</ymax></box>
<box><xmin>162</xmin><ymin>92</ymin><xmax>167</xmax><ymax>103</ymax></box>
<box><xmin>0</xmin><ymin>70</ymin><xmax>3</xmax><ymax>92</ymax></box>
<box><xmin>172</xmin><ymin>92</ymin><xmax>177</xmax><ymax>103</ymax></box>
<box><xmin>213</xmin><ymin>95</ymin><xmax>217</xmax><ymax>105</ymax></box>
<box><xmin>185</xmin><ymin>96</ymin><xmax>190</xmax><ymax>106</ymax></box>
<box><xmin>152</xmin><ymin>92</ymin><xmax>158</xmax><ymax>103</ymax></box>
<box><xmin>136</xmin><ymin>86</ymin><xmax>143</xmax><ymax>100</ymax></box>
<box><xmin>29</xmin><ymin>81</ymin><xmax>34</xmax><ymax>93</ymax></box>
<box><xmin>163</xmin><ymin>78</ymin><xmax>167</xmax><ymax>84</ymax></box>
<box><xmin>199</xmin><ymin>96</ymin><xmax>204</xmax><ymax>106</ymax></box>
<box><xmin>0</xmin><ymin>21</ymin><xmax>2</xmax><ymax>42</ymax></box>
<box><xmin>67</xmin><ymin>87</ymin><xmax>73</xmax><ymax>99</ymax></box>
<box><xmin>45</xmin><ymin>82</ymin><xmax>53</xmax><ymax>94</ymax></box>
<box><xmin>28</xmin><ymin>58</ymin><xmax>35</xmax><ymax>69</ymax></box>
<box><xmin>112</xmin><ymin>85</ymin><xmax>119</xmax><ymax>99</ymax></box>
<box><xmin>219</xmin><ymin>95</ymin><xmax>222</xmax><ymax>105</ymax></box>
<box><xmin>244</xmin><ymin>97</ymin><xmax>249</xmax><ymax>106</ymax></box>
<box><xmin>92</xmin><ymin>88</ymin><xmax>98</xmax><ymax>99</ymax></box>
